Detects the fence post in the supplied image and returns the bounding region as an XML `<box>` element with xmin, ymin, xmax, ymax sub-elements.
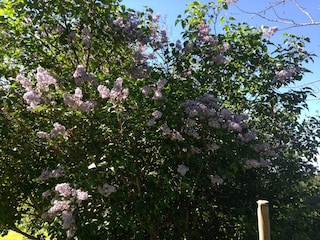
<box><xmin>257</xmin><ymin>200</ymin><xmax>270</xmax><ymax>240</ymax></box>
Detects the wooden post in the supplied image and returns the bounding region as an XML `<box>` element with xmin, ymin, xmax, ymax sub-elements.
<box><xmin>257</xmin><ymin>200</ymin><xmax>270</xmax><ymax>240</ymax></box>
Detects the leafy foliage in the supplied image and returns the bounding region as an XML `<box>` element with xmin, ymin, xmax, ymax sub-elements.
<box><xmin>0</xmin><ymin>0</ymin><xmax>319</xmax><ymax>239</ymax></box>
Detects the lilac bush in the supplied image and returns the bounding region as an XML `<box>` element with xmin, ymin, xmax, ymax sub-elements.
<box><xmin>0</xmin><ymin>0</ymin><xmax>319</xmax><ymax>239</ymax></box>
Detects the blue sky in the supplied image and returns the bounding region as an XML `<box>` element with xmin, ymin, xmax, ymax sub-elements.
<box><xmin>122</xmin><ymin>0</ymin><xmax>320</xmax><ymax>117</ymax></box>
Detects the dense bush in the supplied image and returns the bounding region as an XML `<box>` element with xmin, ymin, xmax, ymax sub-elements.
<box><xmin>0</xmin><ymin>0</ymin><xmax>319</xmax><ymax>239</ymax></box>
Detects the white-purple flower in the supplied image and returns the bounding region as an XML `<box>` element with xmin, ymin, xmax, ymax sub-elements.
<box><xmin>61</xmin><ymin>211</ymin><xmax>74</xmax><ymax>230</ymax></box>
<box><xmin>209</xmin><ymin>175</ymin><xmax>224</xmax><ymax>185</ymax></box>
<box><xmin>48</xmin><ymin>200</ymin><xmax>71</xmax><ymax>214</ymax></box>
<box><xmin>207</xmin><ymin>143</ymin><xmax>220</xmax><ymax>152</ymax></box>
<box><xmin>55</xmin><ymin>183</ymin><xmax>72</xmax><ymax>197</ymax></box>
<box><xmin>99</xmin><ymin>184</ymin><xmax>117</xmax><ymax>196</ymax></box>
<box><xmin>97</xmin><ymin>85</ymin><xmax>110</xmax><ymax>98</ymax></box>
<box><xmin>142</xmin><ymin>86</ymin><xmax>152</xmax><ymax>97</ymax></box>
<box><xmin>152</xmin><ymin>110</ymin><xmax>162</xmax><ymax>119</ymax></box>
<box><xmin>177</xmin><ymin>164</ymin><xmax>189</xmax><ymax>176</ymax></box>
<box><xmin>51</xmin><ymin>122</ymin><xmax>67</xmax><ymax>138</ymax></box>
<box><xmin>36</xmin><ymin>131</ymin><xmax>50</xmax><ymax>140</ymax></box>
<box><xmin>23</xmin><ymin>90</ymin><xmax>41</xmax><ymax>109</ymax></box>
<box><xmin>73</xmin><ymin>65</ymin><xmax>87</xmax><ymax>79</ymax></box>
<box><xmin>35</xmin><ymin>66</ymin><xmax>57</xmax><ymax>91</ymax></box>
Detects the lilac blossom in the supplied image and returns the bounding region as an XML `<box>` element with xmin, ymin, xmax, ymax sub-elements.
<box><xmin>207</xmin><ymin>143</ymin><xmax>220</xmax><ymax>152</ymax></box>
<box><xmin>160</xmin><ymin>123</ymin><xmax>171</xmax><ymax>135</ymax></box>
<box><xmin>73</xmin><ymin>65</ymin><xmax>94</xmax><ymax>85</ymax></box>
<box><xmin>35</xmin><ymin>66</ymin><xmax>57</xmax><ymax>91</ymax></box>
<box><xmin>274</xmin><ymin>68</ymin><xmax>300</xmax><ymax>83</ymax></box>
<box><xmin>219</xmin><ymin>43</ymin><xmax>230</xmax><ymax>54</ymax></box>
<box><xmin>156</xmin><ymin>79</ymin><xmax>167</xmax><ymax>89</ymax></box>
<box><xmin>42</xmin><ymin>190</ymin><xmax>52</xmax><ymax>198</ymax></box>
<box><xmin>48</xmin><ymin>200</ymin><xmax>71</xmax><ymax>215</ymax></box>
<box><xmin>98</xmin><ymin>85</ymin><xmax>110</xmax><ymax>98</ymax></box>
<box><xmin>23</xmin><ymin>90</ymin><xmax>41</xmax><ymax>109</ymax></box>
<box><xmin>228</xmin><ymin>121</ymin><xmax>243</xmax><ymax>132</ymax></box>
<box><xmin>99</xmin><ymin>184</ymin><xmax>117</xmax><ymax>196</ymax></box>
<box><xmin>38</xmin><ymin>170</ymin><xmax>52</xmax><ymax>181</ymax></box>
<box><xmin>63</xmin><ymin>89</ymin><xmax>96</xmax><ymax>112</ymax></box>
<box><xmin>251</xmin><ymin>143</ymin><xmax>276</xmax><ymax>156</ymax></box>
<box><xmin>184</xmin><ymin>127</ymin><xmax>200</xmax><ymax>139</ymax></box>
<box><xmin>73</xmin><ymin>65</ymin><xmax>87</xmax><ymax>78</ymax></box>
<box><xmin>227</xmin><ymin>0</ymin><xmax>238</xmax><ymax>5</ymax></box>
<box><xmin>51</xmin><ymin>122</ymin><xmax>68</xmax><ymax>138</ymax></box>
<box><xmin>66</xmin><ymin>226</ymin><xmax>77</xmax><ymax>239</ymax></box>
<box><xmin>108</xmin><ymin>77</ymin><xmax>129</xmax><ymax>102</ymax></box>
<box><xmin>55</xmin><ymin>183</ymin><xmax>72</xmax><ymax>197</ymax></box>
<box><xmin>177</xmin><ymin>165</ymin><xmax>189</xmax><ymax>176</ymax></box>
<box><xmin>197</xmin><ymin>21</ymin><xmax>210</xmax><ymax>38</ymax></box>
<box><xmin>74</xmin><ymin>87</ymin><xmax>83</xmax><ymax>100</ymax></box>
<box><xmin>262</xmin><ymin>26</ymin><xmax>278</xmax><ymax>38</ymax></box>
<box><xmin>209</xmin><ymin>175</ymin><xmax>224</xmax><ymax>185</ymax></box>
<box><xmin>208</xmin><ymin>118</ymin><xmax>221</xmax><ymax>129</ymax></box>
<box><xmin>213</xmin><ymin>55</ymin><xmax>230</xmax><ymax>64</ymax></box>
<box><xmin>63</xmin><ymin>93</ymin><xmax>77</xmax><ymax>108</ymax></box>
<box><xmin>38</xmin><ymin>167</ymin><xmax>64</xmax><ymax>181</ymax></box>
<box><xmin>220</xmin><ymin>109</ymin><xmax>232</xmax><ymax>120</ymax></box>
<box><xmin>190</xmin><ymin>145</ymin><xmax>201</xmax><ymax>154</ymax></box>
<box><xmin>36</xmin><ymin>131</ymin><xmax>50</xmax><ymax>140</ymax></box>
<box><xmin>152</xmin><ymin>110</ymin><xmax>162</xmax><ymax>119</ymax></box>
<box><xmin>142</xmin><ymin>86</ymin><xmax>152</xmax><ymax>97</ymax></box>
<box><xmin>17</xmin><ymin>74</ymin><xmax>33</xmax><ymax>91</ymax></box>
<box><xmin>81</xmin><ymin>27</ymin><xmax>92</xmax><ymax>48</ymax></box>
<box><xmin>175</xmin><ymin>40</ymin><xmax>182</xmax><ymax>51</ymax></box>
<box><xmin>244</xmin><ymin>159</ymin><xmax>270</xmax><ymax>169</ymax></box>
<box><xmin>73</xmin><ymin>189</ymin><xmax>89</xmax><ymax>202</ymax></box>
<box><xmin>78</xmin><ymin>100</ymin><xmax>96</xmax><ymax>112</ymax></box>
<box><xmin>238</xmin><ymin>132</ymin><xmax>257</xmax><ymax>143</ymax></box>
<box><xmin>146</xmin><ymin>118</ymin><xmax>155</xmax><ymax>127</ymax></box>
<box><xmin>61</xmin><ymin>211</ymin><xmax>74</xmax><ymax>230</ymax></box>
<box><xmin>152</xmin><ymin>89</ymin><xmax>163</xmax><ymax>100</ymax></box>
<box><xmin>171</xmin><ymin>130</ymin><xmax>183</xmax><ymax>141</ymax></box>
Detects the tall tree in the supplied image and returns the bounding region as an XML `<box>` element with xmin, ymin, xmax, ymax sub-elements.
<box><xmin>0</xmin><ymin>0</ymin><xmax>319</xmax><ymax>239</ymax></box>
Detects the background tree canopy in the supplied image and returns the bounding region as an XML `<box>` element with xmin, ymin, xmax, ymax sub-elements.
<box><xmin>0</xmin><ymin>0</ymin><xmax>319</xmax><ymax>239</ymax></box>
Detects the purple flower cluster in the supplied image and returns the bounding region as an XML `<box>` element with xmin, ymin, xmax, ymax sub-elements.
<box><xmin>36</xmin><ymin>66</ymin><xmax>58</xmax><ymax>91</ymax></box>
<box><xmin>98</xmin><ymin>183</ymin><xmax>117</xmax><ymax>196</ymax></box>
<box><xmin>209</xmin><ymin>175</ymin><xmax>224</xmax><ymax>185</ymax></box>
<box><xmin>38</xmin><ymin>166</ymin><xmax>64</xmax><ymax>181</ymax></box>
<box><xmin>227</xmin><ymin>0</ymin><xmax>238</xmax><ymax>5</ymax></box>
<box><xmin>141</xmin><ymin>79</ymin><xmax>167</xmax><ymax>100</ymax></box>
<box><xmin>197</xmin><ymin>21</ymin><xmax>218</xmax><ymax>46</ymax></box>
<box><xmin>244</xmin><ymin>159</ymin><xmax>270</xmax><ymax>169</ymax></box>
<box><xmin>42</xmin><ymin>183</ymin><xmax>89</xmax><ymax>238</ymax></box>
<box><xmin>63</xmin><ymin>87</ymin><xmax>96</xmax><ymax>112</ymax></box>
<box><xmin>18</xmin><ymin>66</ymin><xmax>58</xmax><ymax>110</ymax></box>
<box><xmin>22</xmin><ymin>90</ymin><xmax>42</xmax><ymax>109</ymax></box>
<box><xmin>147</xmin><ymin>110</ymin><xmax>163</xmax><ymax>126</ymax></box>
<box><xmin>73</xmin><ymin>65</ymin><xmax>95</xmax><ymax>85</ymax></box>
<box><xmin>181</xmin><ymin>94</ymin><xmax>249</xmax><ymax>135</ymax></box>
<box><xmin>273</xmin><ymin>67</ymin><xmax>300</xmax><ymax>83</ymax></box>
<box><xmin>51</xmin><ymin>122</ymin><xmax>68</xmax><ymax>138</ymax></box>
<box><xmin>36</xmin><ymin>122</ymin><xmax>68</xmax><ymax>140</ymax></box>
<box><xmin>159</xmin><ymin>123</ymin><xmax>183</xmax><ymax>141</ymax></box>
<box><xmin>177</xmin><ymin>164</ymin><xmax>189</xmax><ymax>176</ymax></box>
<box><xmin>97</xmin><ymin>77</ymin><xmax>129</xmax><ymax>103</ymax></box>
<box><xmin>81</xmin><ymin>27</ymin><xmax>92</xmax><ymax>48</ymax></box>
<box><xmin>251</xmin><ymin>143</ymin><xmax>276</xmax><ymax>156</ymax></box>
<box><xmin>262</xmin><ymin>26</ymin><xmax>278</xmax><ymax>38</ymax></box>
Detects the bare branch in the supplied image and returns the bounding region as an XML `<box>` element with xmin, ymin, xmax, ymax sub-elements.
<box><xmin>235</xmin><ymin>0</ymin><xmax>320</xmax><ymax>29</ymax></box>
<box><xmin>292</xmin><ymin>0</ymin><xmax>315</xmax><ymax>23</ymax></box>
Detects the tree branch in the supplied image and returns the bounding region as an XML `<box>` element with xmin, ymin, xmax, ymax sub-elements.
<box><xmin>235</xmin><ymin>0</ymin><xmax>320</xmax><ymax>29</ymax></box>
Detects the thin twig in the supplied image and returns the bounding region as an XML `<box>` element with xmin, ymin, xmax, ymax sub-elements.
<box><xmin>235</xmin><ymin>0</ymin><xmax>320</xmax><ymax>28</ymax></box>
